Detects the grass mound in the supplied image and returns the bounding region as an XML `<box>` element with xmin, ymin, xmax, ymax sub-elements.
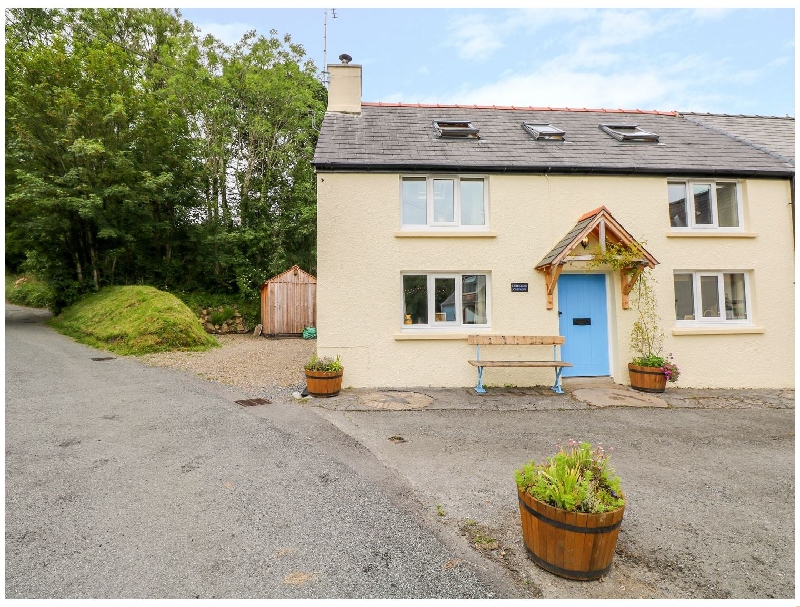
<box><xmin>48</xmin><ymin>285</ymin><xmax>218</xmax><ymax>356</ymax></box>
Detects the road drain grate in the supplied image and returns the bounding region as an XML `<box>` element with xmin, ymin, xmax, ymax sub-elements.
<box><xmin>235</xmin><ymin>398</ymin><xmax>271</xmax><ymax>407</ymax></box>
<box><xmin>92</xmin><ymin>357</ymin><xmax>116</xmax><ymax>361</ymax></box>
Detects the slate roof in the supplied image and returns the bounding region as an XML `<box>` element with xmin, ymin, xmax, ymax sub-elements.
<box><xmin>680</xmin><ymin>113</ymin><xmax>794</xmax><ymax>165</ymax></box>
<box><xmin>313</xmin><ymin>103</ymin><xmax>794</xmax><ymax>178</ymax></box>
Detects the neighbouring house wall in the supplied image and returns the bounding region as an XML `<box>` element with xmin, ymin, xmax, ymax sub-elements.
<box><xmin>316</xmin><ymin>171</ymin><xmax>794</xmax><ymax>389</ymax></box>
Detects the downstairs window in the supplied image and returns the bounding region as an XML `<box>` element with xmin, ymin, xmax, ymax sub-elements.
<box><xmin>402</xmin><ymin>273</ymin><xmax>489</xmax><ymax>328</ymax></box>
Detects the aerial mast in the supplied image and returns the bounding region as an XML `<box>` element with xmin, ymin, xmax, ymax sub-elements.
<box><xmin>322</xmin><ymin>8</ymin><xmax>337</xmax><ymax>87</ymax></box>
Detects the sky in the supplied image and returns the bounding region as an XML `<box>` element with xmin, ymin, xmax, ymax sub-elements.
<box><xmin>178</xmin><ymin>6</ymin><xmax>796</xmax><ymax>117</ymax></box>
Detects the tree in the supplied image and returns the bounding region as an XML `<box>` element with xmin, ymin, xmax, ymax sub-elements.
<box><xmin>5</xmin><ymin>8</ymin><xmax>326</xmax><ymax>308</ymax></box>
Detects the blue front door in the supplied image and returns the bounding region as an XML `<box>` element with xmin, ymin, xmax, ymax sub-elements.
<box><xmin>558</xmin><ymin>274</ymin><xmax>610</xmax><ymax>377</ymax></box>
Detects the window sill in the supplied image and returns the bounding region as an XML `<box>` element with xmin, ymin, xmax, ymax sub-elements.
<box><xmin>393</xmin><ymin>332</ymin><xmax>472</xmax><ymax>341</ymax></box>
<box><xmin>672</xmin><ymin>325</ymin><xmax>764</xmax><ymax>336</ymax></box>
<box><xmin>395</xmin><ymin>230</ymin><xmax>497</xmax><ymax>238</ymax></box>
<box><xmin>666</xmin><ymin>231</ymin><xmax>757</xmax><ymax>238</ymax></box>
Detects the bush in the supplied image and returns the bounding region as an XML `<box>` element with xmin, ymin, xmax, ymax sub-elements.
<box><xmin>5</xmin><ymin>273</ymin><xmax>55</xmax><ymax>309</ymax></box>
<box><xmin>48</xmin><ymin>285</ymin><xmax>218</xmax><ymax>355</ymax></box>
<box><xmin>515</xmin><ymin>440</ymin><xmax>624</xmax><ymax>514</ymax></box>
<box><xmin>209</xmin><ymin>306</ymin><xmax>236</xmax><ymax>326</ymax></box>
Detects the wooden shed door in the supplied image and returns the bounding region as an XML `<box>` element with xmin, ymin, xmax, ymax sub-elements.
<box><xmin>267</xmin><ymin>281</ymin><xmax>316</xmax><ymax>334</ymax></box>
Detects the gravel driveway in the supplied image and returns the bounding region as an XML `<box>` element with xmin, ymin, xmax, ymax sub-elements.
<box><xmin>136</xmin><ymin>334</ymin><xmax>795</xmax><ymax>600</ymax></box>
<box><xmin>137</xmin><ymin>334</ymin><xmax>316</xmax><ymax>397</ymax></box>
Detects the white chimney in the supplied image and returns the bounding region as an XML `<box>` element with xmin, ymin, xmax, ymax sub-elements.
<box><xmin>327</xmin><ymin>54</ymin><xmax>361</xmax><ymax>114</ymax></box>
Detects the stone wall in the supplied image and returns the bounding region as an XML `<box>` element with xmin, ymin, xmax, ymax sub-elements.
<box><xmin>198</xmin><ymin>307</ymin><xmax>249</xmax><ymax>335</ymax></box>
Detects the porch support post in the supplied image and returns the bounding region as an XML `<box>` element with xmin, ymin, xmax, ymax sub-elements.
<box><xmin>542</xmin><ymin>263</ymin><xmax>564</xmax><ymax>310</ymax></box>
<box><xmin>620</xmin><ymin>265</ymin><xmax>645</xmax><ymax>309</ymax></box>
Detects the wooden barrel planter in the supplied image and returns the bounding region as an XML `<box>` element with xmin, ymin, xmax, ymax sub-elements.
<box><xmin>628</xmin><ymin>363</ymin><xmax>667</xmax><ymax>393</ymax></box>
<box><xmin>304</xmin><ymin>370</ymin><xmax>343</xmax><ymax>397</ymax></box>
<box><xmin>517</xmin><ymin>487</ymin><xmax>625</xmax><ymax>580</ymax></box>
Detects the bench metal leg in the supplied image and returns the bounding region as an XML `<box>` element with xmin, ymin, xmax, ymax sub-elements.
<box><xmin>551</xmin><ymin>367</ymin><xmax>564</xmax><ymax>394</ymax></box>
<box><xmin>475</xmin><ymin>366</ymin><xmax>486</xmax><ymax>394</ymax></box>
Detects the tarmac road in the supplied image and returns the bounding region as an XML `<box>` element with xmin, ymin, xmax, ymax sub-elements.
<box><xmin>4</xmin><ymin>305</ymin><xmax>505</xmax><ymax>599</ymax></box>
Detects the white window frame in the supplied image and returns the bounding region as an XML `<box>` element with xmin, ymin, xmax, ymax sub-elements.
<box><xmin>401</xmin><ymin>272</ymin><xmax>491</xmax><ymax>330</ymax></box>
<box><xmin>674</xmin><ymin>271</ymin><xmax>753</xmax><ymax>326</ymax></box>
<box><xmin>400</xmin><ymin>175</ymin><xmax>489</xmax><ymax>230</ymax></box>
<box><xmin>667</xmin><ymin>180</ymin><xmax>744</xmax><ymax>231</ymax></box>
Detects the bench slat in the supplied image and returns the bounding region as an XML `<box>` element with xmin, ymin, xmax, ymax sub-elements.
<box><xmin>468</xmin><ymin>335</ymin><xmax>565</xmax><ymax>346</ymax></box>
<box><xmin>468</xmin><ymin>360</ymin><xmax>573</xmax><ymax>368</ymax></box>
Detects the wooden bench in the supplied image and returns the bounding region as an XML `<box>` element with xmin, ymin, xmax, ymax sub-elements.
<box><xmin>468</xmin><ymin>335</ymin><xmax>573</xmax><ymax>395</ymax></box>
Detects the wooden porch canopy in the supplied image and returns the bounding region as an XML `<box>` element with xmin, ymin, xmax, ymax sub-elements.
<box><xmin>535</xmin><ymin>206</ymin><xmax>658</xmax><ymax>310</ymax></box>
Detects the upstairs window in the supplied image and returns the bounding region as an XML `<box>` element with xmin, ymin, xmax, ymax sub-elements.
<box><xmin>433</xmin><ymin>120</ymin><xmax>480</xmax><ymax>139</ymax></box>
<box><xmin>522</xmin><ymin>122</ymin><xmax>566</xmax><ymax>140</ymax></box>
<box><xmin>668</xmin><ymin>180</ymin><xmax>741</xmax><ymax>229</ymax></box>
<box><xmin>600</xmin><ymin>123</ymin><xmax>659</xmax><ymax>142</ymax></box>
<box><xmin>401</xmin><ymin>176</ymin><xmax>487</xmax><ymax>228</ymax></box>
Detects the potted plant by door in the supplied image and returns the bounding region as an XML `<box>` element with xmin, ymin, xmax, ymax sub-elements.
<box><xmin>514</xmin><ymin>440</ymin><xmax>625</xmax><ymax>580</ymax></box>
<box><xmin>586</xmin><ymin>241</ymin><xmax>679</xmax><ymax>392</ymax></box>
<box><xmin>304</xmin><ymin>355</ymin><xmax>344</xmax><ymax>397</ymax></box>
<box><xmin>626</xmin><ymin>264</ymin><xmax>680</xmax><ymax>392</ymax></box>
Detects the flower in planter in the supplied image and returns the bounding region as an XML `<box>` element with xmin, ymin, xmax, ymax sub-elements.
<box><xmin>515</xmin><ymin>440</ymin><xmax>626</xmax><ymax>580</ymax></box>
<box><xmin>304</xmin><ymin>354</ymin><xmax>343</xmax><ymax>373</ymax></box>
<box><xmin>515</xmin><ymin>440</ymin><xmax>624</xmax><ymax>513</ymax></box>
<box><xmin>661</xmin><ymin>353</ymin><xmax>680</xmax><ymax>383</ymax></box>
<box><xmin>631</xmin><ymin>352</ymin><xmax>680</xmax><ymax>383</ymax></box>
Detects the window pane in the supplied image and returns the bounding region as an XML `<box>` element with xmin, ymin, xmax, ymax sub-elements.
<box><xmin>460</xmin><ymin>179</ymin><xmax>485</xmax><ymax>225</ymax></box>
<box><xmin>724</xmin><ymin>273</ymin><xmax>747</xmax><ymax>320</ymax></box>
<box><xmin>434</xmin><ymin>277</ymin><xmax>456</xmax><ymax>322</ymax></box>
<box><xmin>700</xmin><ymin>275</ymin><xmax>720</xmax><ymax>317</ymax></box>
<box><xmin>674</xmin><ymin>274</ymin><xmax>694</xmax><ymax>320</ymax></box>
<box><xmin>403</xmin><ymin>275</ymin><xmax>428</xmax><ymax>324</ymax></box>
<box><xmin>402</xmin><ymin>178</ymin><xmax>427</xmax><ymax>225</ymax></box>
<box><xmin>716</xmin><ymin>183</ymin><xmax>739</xmax><ymax>227</ymax></box>
<box><xmin>693</xmin><ymin>184</ymin><xmax>713</xmax><ymax>225</ymax></box>
<box><xmin>432</xmin><ymin>179</ymin><xmax>454</xmax><ymax>223</ymax></box>
<box><xmin>462</xmin><ymin>275</ymin><xmax>487</xmax><ymax>324</ymax></box>
<box><xmin>668</xmin><ymin>183</ymin><xmax>688</xmax><ymax>227</ymax></box>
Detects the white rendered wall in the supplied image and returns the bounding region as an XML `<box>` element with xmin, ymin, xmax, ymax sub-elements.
<box><xmin>316</xmin><ymin>171</ymin><xmax>794</xmax><ymax>389</ymax></box>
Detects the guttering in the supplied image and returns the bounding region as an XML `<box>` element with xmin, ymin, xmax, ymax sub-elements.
<box><xmin>312</xmin><ymin>162</ymin><xmax>795</xmax><ymax>180</ymax></box>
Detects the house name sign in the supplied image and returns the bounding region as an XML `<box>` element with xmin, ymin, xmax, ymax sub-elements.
<box><xmin>511</xmin><ymin>283</ymin><xmax>529</xmax><ymax>292</ymax></box>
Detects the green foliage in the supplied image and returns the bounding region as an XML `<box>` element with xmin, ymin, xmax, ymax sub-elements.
<box><xmin>631</xmin><ymin>353</ymin><xmax>666</xmax><ymax>368</ymax></box>
<box><xmin>515</xmin><ymin>441</ymin><xmax>624</xmax><ymax>514</ymax></box>
<box><xmin>629</xmin><ymin>269</ymin><xmax>664</xmax><ymax>361</ymax></box>
<box><xmin>5</xmin><ymin>273</ymin><xmax>55</xmax><ymax>309</ymax></box>
<box><xmin>5</xmin><ymin>8</ymin><xmax>324</xmax><ymax>306</ymax></box>
<box><xmin>586</xmin><ymin>241</ymin><xmax>647</xmax><ymax>271</ymax></box>
<box><xmin>304</xmin><ymin>355</ymin><xmax>343</xmax><ymax>373</ymax></box>
<box><xmin>585</xmin><ymin>240</ymin><xmax>678</xmax><ymax>377</ymax></box>
<box><xmin>170</xmin><ymin>290</ymin><xmax>259</xmax><ymax>327</ymax></box>
<box><xmin>48</xmin><ymin>285</ymin><xmax>218</xmax><ymax>355</ymax></box>
<box><xmin>209</xmin><ymin>306</ymin><xmax>235</xmax><ymax>326</ymax></box>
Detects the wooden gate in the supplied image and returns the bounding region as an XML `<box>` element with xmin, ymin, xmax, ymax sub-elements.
<box><xmin>260</xmin><ymin>265</ymin><xmax>316</xmax><ymax>336</ymax></box>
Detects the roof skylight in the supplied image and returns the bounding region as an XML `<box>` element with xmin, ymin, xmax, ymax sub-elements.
<box><xmin>433</xmin><ymin>120</ymin><xmax>480</xmax><ymax>139</ymax></box>
<box><xmin>600</xmin><ymin>123</ymin><xmax>659</xmax><ymax>142</ymax></box>
<box><xmin>522</xmin><ymin>122</ymin><xmax>566</xmax><ymax>140</ymax></box>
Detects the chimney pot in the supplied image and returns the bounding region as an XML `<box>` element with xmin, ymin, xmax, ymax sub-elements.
<box><xmin>339</xmin><ymin>53</ymin><xmax>352</xmax><ymax>65</ymax></box>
